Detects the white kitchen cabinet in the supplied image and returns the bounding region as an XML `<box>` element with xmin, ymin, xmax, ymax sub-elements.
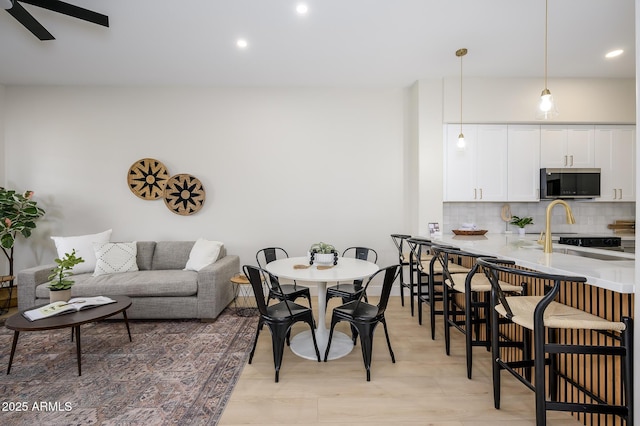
<box><xmin>540</xmin><ymin>125</ymin><xmax>595</xmax><ymax>168</ymax></box>
<box><xmin>507</xmin><ymin>125</ymin><xmax>540</xmax><ymax>201</ymax></box>
<box><xmin>594</xmin><ymin>126</ymin><xmax>635</xmax><ymax>202</ymax></box>
<box><xmin>444</xmin><ymin>124</ymin><xmax>507</xmax><ymax>201</ymax></box>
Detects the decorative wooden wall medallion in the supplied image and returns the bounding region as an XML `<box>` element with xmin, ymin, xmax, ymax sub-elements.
<box><xmin>163</xmin><ymin>174</ymin><xmax>206</xmax><ymax>216</ymax></box>
<box><xmin>127</xmin><ymin>158</ymin><xmax>170</xmax><ymax>200</ymax></box>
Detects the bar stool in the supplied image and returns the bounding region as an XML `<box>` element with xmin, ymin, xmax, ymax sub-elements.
<box><xmin>390</xmin><ymin>234</ymin><xmax>412</xmax><ymax>310</ymax></box>
<box><xmin>477</xmin><ymin>257</ymin><xmax>634</xmax><ymax>426</ymax></box>
<box><xmin>405</xmin><ymin>237</ymin><xmax>433</xmax><ymax>321</ymax></box>
<box><xmin>431</xmin><ymin>244</ymin><xmax>523</xmax><ymax>379</ymax></box>
<box><xmin>415</xmin><ymin>239</ymin><xmax>470</xmax><ymax>339</ymax></box>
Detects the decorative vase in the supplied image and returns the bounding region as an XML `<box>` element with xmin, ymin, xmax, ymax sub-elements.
<box><xmin>518</xmin><ymin>228</ymin><xmax>526</xmax><ymax>237</ymax></box>
<box><xmin>308</xmin><ymin>251</ymin><xmax>338</xmax><ymax>266</ymax></box>
<box><xmin>50</xmin><ymin>289</ymin><xmax>72</xmax><ymax>303</ymax></box>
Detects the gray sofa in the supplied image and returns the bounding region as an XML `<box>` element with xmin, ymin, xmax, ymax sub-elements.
<box><xmin>17</xmin><ymin>241</ymin><xmax>239</xmax><ymax>320</ymax></box>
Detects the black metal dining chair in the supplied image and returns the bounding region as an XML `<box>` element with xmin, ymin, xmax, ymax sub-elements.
<box><xmin>477</xmin><ymin>257</ymin><xmax>634</xmax><ymax>426</ymax></box>
<box><xmin>324</xmin><ymin>264</ymin><xmax>400</xmax><ymax>381</ymax></box>
<box><xmin>243</xmin><ymin>265</ymin><xmax>320</xmax><ymax>383</ymax></box>
<box><xmin>256</xmin><ymin>247</ymin><xmax>311</xmax><ymax>307</ymax></box>
<box><xmin>325</xmin><ymin>246</ymin><xmax>378</xmax><ymax>308</ymax></box>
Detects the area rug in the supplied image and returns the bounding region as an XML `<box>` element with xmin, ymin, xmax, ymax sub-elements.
<box><xmin>0</xmin><ymin>308</ymin><xmax>257</xmax><ymax>425</ymax></box>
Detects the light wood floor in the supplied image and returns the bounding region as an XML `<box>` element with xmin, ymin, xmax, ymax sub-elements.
<box><xmin>219</xmin><ymin>296</ymin><xmax>581</xmax><ymax>425</ymax></box>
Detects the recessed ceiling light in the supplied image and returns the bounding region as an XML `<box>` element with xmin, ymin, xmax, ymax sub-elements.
<box><xmin>236</xmin><ymin>39</ymin><xmax>248</xmax><ymax>49</ymax></box>
<box><xmin>296</xmin><ymin>3</ymin><xmax>309</xmax><ymax>15</ymax></box>
<box><xmin>605</xmin><ymin>49</ymin><xmax>623</xmax><ymax>59</ymax></box>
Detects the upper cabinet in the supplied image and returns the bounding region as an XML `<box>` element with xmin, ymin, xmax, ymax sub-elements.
<box><xmin>540</xmin><ymin>125</ymin><xmax>595</xmax><ymax>168</ymax></box>
<box><xmin>507</xmin><ymin>125</ymin><xmax>540</xmax><ymax>201</ymax></box>
<box><xmin>444</xmin><ymin>124</ymin><xmax>508</xmax><ymax>201</ymax></box>
<box><xmin>444</xmin><ymin>124</ymin><xmax>634</xmax><ymax>203</ymax></box>
<box><xmin>594</xmin><ymin>126</ymin><xmax>635</xmax><ymax>202</ymax></box>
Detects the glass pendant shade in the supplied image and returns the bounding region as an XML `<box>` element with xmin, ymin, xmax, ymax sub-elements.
<box><xmin>457</xmin><ymin>133</ymin><xmax>466</xmax><ymax>150</ymax></box>
<box><xmin>536</xmin><ymin>88</ymin><xmax>559</xmax><ymax>119</ymax></box>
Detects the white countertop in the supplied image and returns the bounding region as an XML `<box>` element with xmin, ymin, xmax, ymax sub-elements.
<box><xmin>429</xmin><ymin>233</ymin><xmax>635</xmax><ymax>294</ymax></box>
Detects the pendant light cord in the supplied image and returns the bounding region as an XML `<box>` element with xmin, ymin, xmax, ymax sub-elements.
<box><xmin>544</xmin><ymin>0</ymin><xmax>548</xmax><ymax>90</ymax></box>
<box><xmin>460</xmin><ymin>52</ymin><xmax>463</xmax><ymax>136</ymax></box>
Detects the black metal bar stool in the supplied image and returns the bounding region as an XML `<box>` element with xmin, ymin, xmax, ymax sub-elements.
<box><xmin>390</xmin><ymin>234</ymin><xmax>412</xmax><ymax>310</ymax></box>
<box><xmin>477</xmin><ymin>257</ymin><xmax>633</xmax><ymax>426</ymax></box>
<box><xmin>405</xmin><ymin>237</ymin><xmax>434</xmax><ymax>323</ymax></box>
<box><xmin>431</xmin><ymin>244</ymin><xmax>523</xmax><ymax>379</ymax></box>
<box><xmin>412</xmin><ymin>239</ymin><xmax>471</xmax><ymax>340</ymax></box>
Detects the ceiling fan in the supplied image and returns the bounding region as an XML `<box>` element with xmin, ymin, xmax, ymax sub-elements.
<box><xmin>2</xmin><ymin>0</ymin><xmax>108</xmax><ymax>40</ymax></box>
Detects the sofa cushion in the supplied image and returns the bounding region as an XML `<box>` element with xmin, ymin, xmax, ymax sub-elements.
<box><xmin>35</xmin><ymin>270</ymin><xmax>198</xmax><ymax>298</ymax></box>
<box><xmin>184</xmin><ymin>238</ymin><xmax>223</xmax><ymax>271</ymax></box>
<box><xmin>51</xmin><ymin>229</ymin><xmax>112</xmax><ymax>274</ymax></box>
<box><xmin>152</xmin><ymin>241</ymin><xmax>194</xmax><ymax>270</ymax></box>
<box><xmin>93</xmin><ymin>242</ymin><xmax>139</xmax><ymax>276</ymax></box>
<box><xmin>136</xmin><ymin>241</ymin><xmax>156</xmax><ymax>270</ymax></box>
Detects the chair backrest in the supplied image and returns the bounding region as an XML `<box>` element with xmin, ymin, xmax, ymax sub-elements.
<box><xmin>243</xmin><ymin>264</ymin><xmax>295</xmax><ymax>317</ymax></box>
<box><xmin>256</xmin><ymin>247</ymin><xmax>292</xmax><ymax>287</ymax></box>
<box><xmin>431</xmin><ymin>244</ymin><xmax>486</xmax><ymax>290</ymax></box>
<box><xmin>390</xmin><ymin>234</ymin><xmax>411</xmax><ymax>263</ymax></box>
<box><xmin>243</xmin><ymin>264</ymin><xmax>270</xmax><ymax>316</ymax></box>
<box><xmin>342</xmin><ymin>247</ymin><xmax>378</xmax><ymax>286</ymax></box>
<box><xmin>350</xmin><ymin>264</ymin><xmax>400</xmax><ymax>315</ymax></box>
<box><xmin>405</xmin><ymin>237</ymin><xmax>432</xmax><ymax>274</ymax></box>
<box><xmin>256</xmin><ymin>247</ymin><xmax>289</xmax><ymax>266</ymax></box>
<box><xmin>476</xmin><ymin>257</ymin><xmax>587</xmax><ymax>321</ymax></box>
<box><xmin>342</xmin><ymin>246</ymin><xmax>378</xmax><ymax>263</ymax></box>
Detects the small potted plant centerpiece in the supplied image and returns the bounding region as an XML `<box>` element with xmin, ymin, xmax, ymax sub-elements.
<box><xmin>510</xmin><ymin>216</ymin><xmax>534</xmax><ymax>236</ymax></box>
<box><xmin>308</xmin><ymin>242</ymin><xmax>338</xmax><ymax>266</ymax></box>
<box><xmin>48</xmin><ymin>249</ymin><xmax>84</xmax><ymax>303</ymax></box>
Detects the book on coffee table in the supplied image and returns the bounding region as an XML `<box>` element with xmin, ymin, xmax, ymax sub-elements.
<box><xmin>23</xmin><ymin>296</ymin><xmax>117</xmax><ymax>321</ymax></box>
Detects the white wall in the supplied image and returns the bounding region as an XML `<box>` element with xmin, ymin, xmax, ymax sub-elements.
<box><xmin>417</xmin><ymin>79</ymin><xmax>445</xmax><ymax>236</ymax></box>
<box><xmin>443</xmin><ymin>77</ymin><xmax>636</xmax><ymax>124</ymax></box>
<box><xmin>0</xmin><ymin>85</ymin><xmax>5</xmax><ymax>186</ymax></box>
<box><xmin>4</xmin><ymin>87</ymin><xmax>407</xmax><ymax>277</ymax></box>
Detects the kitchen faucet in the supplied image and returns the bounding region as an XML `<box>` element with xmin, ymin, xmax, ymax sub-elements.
<box><xmin>537</xmin><ymin>199</ymin><xmax>576</xmax><ymax>253</ymax></box>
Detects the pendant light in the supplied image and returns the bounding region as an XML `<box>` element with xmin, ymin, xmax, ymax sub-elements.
<box><xmin>456</xmin><ymin>48</ymin><xmax>468</xmax><ymax>150</ymax></box>
<box><xmin>536</xmin><ymin>0</ymin><xmax>558</xmax><ymax>119</ymax></box>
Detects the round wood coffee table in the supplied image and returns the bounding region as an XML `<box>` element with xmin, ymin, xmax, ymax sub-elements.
<box><xmin>5</xmin><ymin>295</ymin><xmax>132</xmax><ymax>376</ymax></box>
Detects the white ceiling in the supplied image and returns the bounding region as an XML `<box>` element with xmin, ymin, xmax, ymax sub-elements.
<box><xmin>0</xmin><ymin>0</ymin><xmax>635</xmax><ymax>87</ymax></box>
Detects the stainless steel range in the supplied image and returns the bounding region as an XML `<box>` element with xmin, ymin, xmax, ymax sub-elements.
<box><xmin>558</xmin><ymin>235</ymin><xmax>622</xmax><ymax>250</ymax></box>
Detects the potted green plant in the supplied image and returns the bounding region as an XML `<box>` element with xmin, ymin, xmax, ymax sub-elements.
<box><xmin>510</xmin><ymin>216</ymin><xmax>534</xmax><ymax>236</ymax></box>
<box><xmin>308</xmin><ymin>242</ymin><xmax>338</xmax><ymax>266</ymax></box>
<box><xmin>0</xmin><ymin>188</ymin><xmax>45</xmax><ymax>282</ymax></box>
<box><xmin>48</xmin><ymin>249</ymin><xmax>84</xmax><ymax>302</ymax></box>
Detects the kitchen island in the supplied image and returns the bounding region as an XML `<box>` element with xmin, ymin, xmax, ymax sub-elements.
<box><xmin>426</xmin><ymin>233</ymin><xmax>633</xmax><ymax>426</ymax></box>
<box><xmin>431</xmin><ymin>233</ymin><xmax>634</xmax><ymax>293</ymax></box>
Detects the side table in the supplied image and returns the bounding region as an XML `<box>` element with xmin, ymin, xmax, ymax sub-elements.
<box><xmin>231</xmin><ymin>273</ymin><xmax>257</xmax><ymax>317</ymax></box>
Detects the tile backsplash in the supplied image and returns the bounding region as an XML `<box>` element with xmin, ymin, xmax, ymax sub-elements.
<box><xmin>443</xmin><ymin>201</ymin><xmax>635</xmax><ymax>235</ymax></box>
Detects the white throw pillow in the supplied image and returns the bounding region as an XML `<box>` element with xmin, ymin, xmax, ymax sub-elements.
<box><xmin>51</xmin><ymin>229</ymin><xmax>112</xmax><ymax>274</ymax></box>
<box><xmin>93</xmin><ymin>242</ymin><xmax>139</xmax><ymax>277</ymax></box>
<box><xmin>184</xmin><ymin>238</ymin><xmax>223</xmax><ymax>272</ymax></box>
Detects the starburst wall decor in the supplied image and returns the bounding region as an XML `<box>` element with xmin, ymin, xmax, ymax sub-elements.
<box><xmin>127</xmin><ymin>158</ymin><xmax>170</xmax><ymax>200</ymax></box>
<box><xmin>163</xmin><ymin>173</ymin><xmax>205</xmax><ymax>216</ymax></box>
<box><xmin>127</xmin><ymin>158</ymin><xmax>206</xmax><ymax>216</ymax></box>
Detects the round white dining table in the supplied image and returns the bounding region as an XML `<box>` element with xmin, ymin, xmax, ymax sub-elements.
<box><xmin>265</xmin><ymin>256</ymin><xmax>379</xmax><ymax>360</ymax></box>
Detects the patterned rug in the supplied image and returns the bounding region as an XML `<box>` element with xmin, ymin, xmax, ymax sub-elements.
<box><xmin>0</xmin><ymin>308</ymin><xmax>257</xmax><ymax>425</ymax></box>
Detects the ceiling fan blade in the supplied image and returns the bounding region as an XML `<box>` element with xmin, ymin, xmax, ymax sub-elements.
<box><xmin>5</xmin><ymin>1</ymin><xmax>54</xmax><ymax>40</ymax></box>
<box><xmin>20</xmin><ymin>0</ymin><xmax>109</xmax><ymax>27</ymax></box>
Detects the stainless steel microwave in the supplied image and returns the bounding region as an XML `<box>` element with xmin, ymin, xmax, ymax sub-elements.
<box><xmin>540</xmin><ymin>168</ymin><xmax>601</xmax><ymax>199</ymax></box>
